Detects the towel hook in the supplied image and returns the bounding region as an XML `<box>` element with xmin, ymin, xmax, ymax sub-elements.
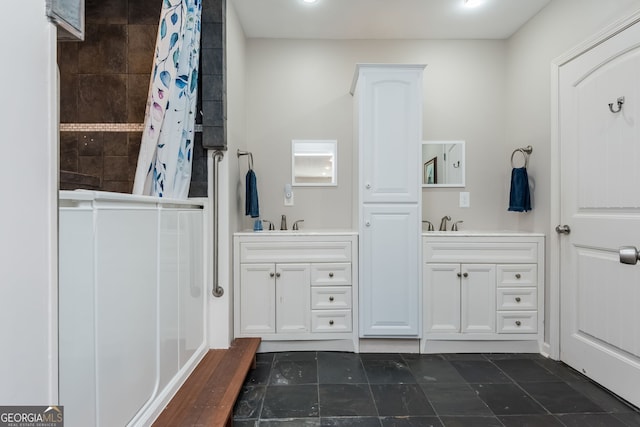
<box><xmin>237</xmin><ymin>149</ymin><xmax>254</xmax><ymax>170</ymax></box>
<box><xmin>510</xmin><ymin>145</ymin><xmax>532</xmax><ymax>168</ymax></box>
<box><xmin>608</xmin><ymin>96</ymin><xmax>625</xmax><ymax>114</ymax></box>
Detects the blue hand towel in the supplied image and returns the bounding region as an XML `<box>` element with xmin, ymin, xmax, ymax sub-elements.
<box><xmin>245</xmin><ymin>169</ymin><xmax>260</xmax><ymax>218</ymax></box>
<box><xmin>508</xmin><ymin>167</ymin><xmax>531</xmax><ymax>212</ymax></box>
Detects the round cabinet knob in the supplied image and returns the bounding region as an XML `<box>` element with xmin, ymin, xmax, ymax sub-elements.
<box><xmin>329</xmin><ymin>272</ymin><xmax>334</xmax><ymax>278</ymax></box>
<box><xmin>515</xmin><ymin>320</ymin><xmax>522</xmax><ymax>327</ymax></box>
<box><xmin>365</xmin><ymin>221</ymin><xmax>371</xmax><ymax>227</ymax></box>
<box><xmin>515</xmin><ymin>273</ymin><xmax>522</xmax><ymax>279</ymax></box>
<box><xmin>457</xmin><ymin>272</ymin><xmax>462</xmax><ymax>278</ymax></box>
<box><xmin>463</xmin><ymin>272</ymin><xmax>469</xmax><ymax>278</ymax></box>
<box><xmin>515</xmin><ymin>297</ymin><xmax>521</xmax><ymax>303</ymax></box>
<box><xmin>329</xmin><ymin>320</ymin><xmax>334</xmax><ymax>326</ymax></box>
<box><xmin>329</xmin><ymin>296</ymin><xmax>334</xmax><ymax>302</ymax></box>
<box><xmin>269</xmin><ymin>272</ymin><xmax>275</xmax><ymax>278</ymax></box>
<box><xmin>275</xmin><ymin>272</ymin><xmax>281</xmax><ymax>278</ymax></box>
<box><xmin>365</xmin><ymin>183</ymin><xmax>372</xmax><ymax>189</ymax></box>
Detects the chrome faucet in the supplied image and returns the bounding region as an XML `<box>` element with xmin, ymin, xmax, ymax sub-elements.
<box><xmin>292</xmin><ymin>220</ymin><xmax>304</xmax><ymax>230</ymax></box>
<box><xmin>439</xmin><ymin>215</ymin><xmax>451</xmax><ymax>231</ymax></box>
<box><xmin>422</xmin><ymin>220</ymin><xmax>434</xmax><ymax>231</ymax></box>
<box><xmin>451</xmin><ymin>221</ymin><xmax>463</xmax><ymax>231</ymax></box>
<box><xmin>280</xmin><ymin>214</ymin><xmax>287</xmax><ymax>230</ymax></box>
<box><xmin>263</xmin><ymin>220</ymin><xmax>275</xmax><ymax>230</ymax></box>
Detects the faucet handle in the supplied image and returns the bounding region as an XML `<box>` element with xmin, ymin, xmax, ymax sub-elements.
<box><xmin>263</xmin><ymin>220</ymin><xmax>275</xmax><ymax>230</ymax></box>
<box><xmin>422</xmin><ymin>220</ymin><xmax>434</xmax><ymax>231</ymax></box>
<box><xmin>451</xmin><ymin>221</ymin><xmax>464</xmax><ymax>231</ymax></box>
<box><xmin>292</xmin><ymin>220</ymin><xmax>304</xmax><ymax>231</ymax></box>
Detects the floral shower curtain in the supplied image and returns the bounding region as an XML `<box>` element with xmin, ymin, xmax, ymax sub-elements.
<box><xmin>133</xmin><ymin>0</ymin><xmax>202</xmax><ymax>199</ymax></box>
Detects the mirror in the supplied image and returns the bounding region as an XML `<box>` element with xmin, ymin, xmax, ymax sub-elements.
<box><xmin>422</xmin><ymin>141</ymin><xmax>465</xmax><ymax>187</ymax></box>
<box><xmin>292</xmin><ymin>140</ymin><xmax>337</xmax><ymax>186</ymax></box>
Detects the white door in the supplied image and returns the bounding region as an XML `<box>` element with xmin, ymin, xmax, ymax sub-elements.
<box><xmin>424</xmin><ymin>263</ymin><xmax>461</xmax><ymax>334</ymax></box>
<box><xmin>239</xmin><ymin>263</ymin><xmax>276</xmax><ymax>335</ymax></box>
<box><xmin>559</xmin><ymin>20</ymin><xmax>640</xmax><ymax>407</ymax></box>
<box><xmin>276</xmin><ymin>263</ymin><xmax>311</xmax><ymax>334</ymax></box>
<box><xmin>361</xmin><ymin>204</ymin><xmax>420</xmax><ymax>336</ymax></box>
<box><xmin>360</xmin><ymin>68</ymin><xmax>422</xmax><ymax>204</ymax></box>
<box><xmin>461</xmin><ymin>264</ymin><xmax>496</xmax><ymax>334</ymax></box>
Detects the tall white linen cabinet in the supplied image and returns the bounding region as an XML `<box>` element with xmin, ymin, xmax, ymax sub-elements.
<box><xmin>351</xmin><ymin>64</ymin><xmax>426</xmax><ymax>338</ymax></box>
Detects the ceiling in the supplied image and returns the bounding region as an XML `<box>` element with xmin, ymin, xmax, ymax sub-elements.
<box><xmin>231</xmin><ymin>0</ymin><xmax>553</xmax><ymax>40</ymax></box>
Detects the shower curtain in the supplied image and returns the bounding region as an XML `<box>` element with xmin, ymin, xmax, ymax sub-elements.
<box><xmin>133</xmin><ymin>0</ymin><xmax>202</xmax><ymax>199</ymax></box>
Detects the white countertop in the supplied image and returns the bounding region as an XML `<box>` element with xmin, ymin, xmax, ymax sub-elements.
<box><xmin>422</xmin><ymin>230</ymin><xmax>545</xmax><ymax>237</ymax></box>
<box><xmin>235</xmin><ymin>229</ymin><xmax>358</xmax><ymax>237</ymax></box>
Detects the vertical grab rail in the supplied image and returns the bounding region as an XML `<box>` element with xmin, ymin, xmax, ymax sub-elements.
<box><xmin>212</xmin><ymin>150</ymin><xmax>225</xmax><ymax>297</ymax></box>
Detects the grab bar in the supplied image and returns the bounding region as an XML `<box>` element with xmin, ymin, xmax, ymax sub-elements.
<box><xmin>212</xmin><ymin>150</ymin><xmax>224</xmax><ymax>297</ymax></box>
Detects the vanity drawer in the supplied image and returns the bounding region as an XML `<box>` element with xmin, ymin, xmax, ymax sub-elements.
<box><xmin>311</xmin><ymin>310</ymin><xmax>352</xmax><ymax>332</ymax></box>
<box><xmin>497</xmin><ymin>288</ymin><xmax>537</xmax><ymax>310</ymax></box>
<box><xmin>311</xmin><ymin>263</ymin><xmax>351</xmax><ymax>286</ymax></box>
<box><xmin>424</xmin><ymin>241</ymin><xmax>538</xmax><ymax>264</ymax></box>
<box><xmin>497</xmin><ymin>264</ymin><xmax>537</xmax><ymax>287</ymax></box>
<box><xmin>311</xmin><ymin>286</ymin><xmax>351</xmax><ymax>309</ymax></box>
<box><xmin>497</xmin><ymin>311</ymin><xmax>537</xmax><ymax>334</ymax></box>
<box><xmin>240</xmin><ymin>241</ymin><xmax>351</xmax><ymax>263</ymax></box>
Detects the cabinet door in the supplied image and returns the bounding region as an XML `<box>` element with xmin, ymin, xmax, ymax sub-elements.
<box><xmin>361</xmin><ymin>205</ymin><xmax>420</xmax><ymax>336</ymax></box>
<box><xmin>360</xmin><ymin>69</ymin><xmax>422</xmax><ymax>203</ymax></box>
<box><xmin>424</xmin><ymin>264</ymin><xmax>461</xmax><ymax>333</ymax></box>
<box><xmin>276</xmin><ymin>263</ymin><xmax>311</xmax><ymax>334</ymax></box>
<box><xmin>461</xmin><ymin>264</ymin><xmax>496</xmax><ymax>333</ymax></box>
<box><xmin>239</xmin><ymin>264</ymin><xmax>276</xmax><ymax>334</ymax></box>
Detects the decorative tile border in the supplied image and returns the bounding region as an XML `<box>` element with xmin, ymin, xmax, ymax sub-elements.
<box><xmin>60</xmin><ymin>123</ymin><xmax>203</xmax><ymax>132</ymax></box>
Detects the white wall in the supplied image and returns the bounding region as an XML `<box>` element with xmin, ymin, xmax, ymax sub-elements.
<box><xmin>0</xmin><ymin>1</ymin><xmax>58</xmax><ymax>404</ymax></box>
<box><xmin>245</xmin><ymin>39</ymin><xmax>507</xmax><ymax>231</ymax></box>
<box><xmin>207</xmin><ymin>0</ymin><xmax>248</xmax><ymax>348</ymax></box>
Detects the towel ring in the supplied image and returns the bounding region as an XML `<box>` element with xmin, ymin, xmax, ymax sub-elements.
<box><xmin>510</xmin><ymin>145</ymin><xmax>533</xmax><ymax>168</ymax></box>
<box><xmin>237</xmin><ymin>149</ymin><xmax>254</xmax><ymax>170</ymax></box>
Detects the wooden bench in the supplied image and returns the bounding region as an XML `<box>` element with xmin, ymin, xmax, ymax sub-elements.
<box><xmin>153</xmin><ymin>337</ymin><xmax>261</xmax><ymax>427</ymax></box>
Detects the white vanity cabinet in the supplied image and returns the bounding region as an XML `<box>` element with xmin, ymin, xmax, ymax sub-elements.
<box><xmin>234</xmin><ymin>233</ymin><xmax>358</xmax><ymax>350</ymax></box>
<box><xmin>422</xmin><ymin>233</ymin><xmax>544</xmax><ymax>353</ymax></box>
<box><xmin>352</xmin><ymin>64</ymin><xmax>425</xmax><ymax>338</ymax></box>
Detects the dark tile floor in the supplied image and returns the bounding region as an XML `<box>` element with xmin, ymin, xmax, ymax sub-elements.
<box><xmin>233</xmin><ymin>352</ymin><xmax>640</xmax><ymax>427</ymax></box>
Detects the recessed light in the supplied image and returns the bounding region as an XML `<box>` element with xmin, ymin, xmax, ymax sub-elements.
<box><xmin>303</xmin><ymin>0</ymin><xmax>318</xmax><ymax>3</ymax></box>
<box><xmin>464</xmin><ymin>0</ymin><xmax>484</xmax><ymax>7</ymax></box>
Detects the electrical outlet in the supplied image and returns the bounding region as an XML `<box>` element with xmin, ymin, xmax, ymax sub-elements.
<box><xmin>459</xmin><ymin>192</ymin><xmax>470</xmax><ymax>208</ymax></box>
<box><xmin>284</xmin><ymin>192</ymin><xmax>294</xmax><ymax>206</ymax></box>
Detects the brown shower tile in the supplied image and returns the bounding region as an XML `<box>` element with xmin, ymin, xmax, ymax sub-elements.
<box><xmin>86</xmin><ymin>0</ymin><xmax>127</xmax><ymax>24</ymax></box>
<box><xmin>128</xmin><ymin>74</ymin><xmax>151</xmax><ymax>123</ymax></box>
<box><xmin>102</xmin><ymin>180</ymin><xmax>131</xmax><ymax>193</ymax></box>
<box><xmin>59</xmin><ymin>73</ymin><xmax>78</xmax><ymax>123</ymax></box>
<box><xmin>60</xmin><ymin>133</ymin><xmax>79</xmax><ymax>172</ymax></box>
<box><xmin>188</xmin><ymin>182</ymin><xmax>208</xmax><ymax>198</ymax></box>
<box><xmin>128</xmin><ymin>25</ymin><xmax>157</xmax><ymax>74</ymax></box>
<box><xmin>57</xmin><ymin>42</ymin><xmax>78</xmax><ymax>74</ymax></box>
<box><xmin>202</xmin><ymin>74</ymin><xmax>223</xmax><ymax>102</ymax></box>
<box><xmin>129</xmin><ymin>0</ymin><xmax>162</xmax><ymax>25</ymax></box>
<box><xmin>78</xmin><ymin>74</ymin><xmax>127</xmax><ymax>122</ymax></box>
<box><xmin>103</xmin><ymin>156</ymin><xmax>129</xmax><ymax>181</ymax></box>
<box><xmin>202</xmin><ymin>0</ymin><xmax>223</xmax><ymax>24</ymax></box>
<box><xmin>104</xmin><ymin>133</ymin><xmax>128</xmax><ymax>156</ymax></box>
<box><xmin>78</xmin><ymin>156</ymin><xmax>103</xmax><ymax>180</ymax></box>
<box><xmin>201</xmin><ymin>23</ymin><xmax>223</xmax><ymax>49</ymax></box>
<box><xmin>128</xmin><ymin>133</ymin><xmax>142</xmax><ymax>180</ymax></box>
<box><xmin>78</xmin><ymin>24</ymin><xmax>127</xmax><ymax>74</ymax></box>
<box><xmin>78</xmin><ymin>132</ymin><xmax>104</xmax><ymax>156</ymax></box>
<box><xmin>201</xmin><ymin>48</ymin><xmax>223</xmax><ymax>75</ymax></box>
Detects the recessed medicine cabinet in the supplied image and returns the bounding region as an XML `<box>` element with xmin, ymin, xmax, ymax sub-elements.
<box><xmin>422</xmin><ymin>141</ymin><xmax>465</xmax><ymax>187</ymax></box>
<box><xmin>292</xmin><ymin>140</ymin><xmax>337</xmax><ymax>186</ymax></box>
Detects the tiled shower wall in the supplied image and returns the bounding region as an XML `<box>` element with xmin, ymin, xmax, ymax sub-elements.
<box><xmin>58</xmin><ymin>0</ymin><xmax>220</xmax><ymax>197</ymax></box>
